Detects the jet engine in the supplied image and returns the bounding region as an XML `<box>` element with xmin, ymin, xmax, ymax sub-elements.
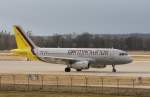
<box><xmin>71</xmin><ymin>61</ymin><xmax>90</xmax><ymax>70</ymax></box>
<box><xmin>90</xmin><ymin>64</ymin><xmax>106</xmax><ymax>68</ymax></box>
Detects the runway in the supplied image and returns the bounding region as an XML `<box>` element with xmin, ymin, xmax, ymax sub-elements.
<box><xmin>0</xmin><ymin>60</ymin><xmax>150</xmax><ymax>77</ymax></box>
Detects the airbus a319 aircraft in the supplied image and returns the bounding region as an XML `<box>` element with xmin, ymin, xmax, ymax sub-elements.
<box><xmin>11</xmin><ymin>25</ymin><xmax>132</xmax><ymax>72</ymax></box>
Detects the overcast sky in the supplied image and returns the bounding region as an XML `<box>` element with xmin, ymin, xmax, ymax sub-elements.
<box><xmin>0</xmin><ymin>0</ymin><xmax>150</xmax><ymax>35</ymax></box>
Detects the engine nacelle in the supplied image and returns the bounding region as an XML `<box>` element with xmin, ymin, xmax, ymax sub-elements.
<box><xmin>71</xmin><ymin>61</ymin><xmax>90</xmax><ymax>70</ymax></box>
<box><xmin>90</xmin><ymin>64</ymin><xmax>106</xmax><ymax>68</ymax></box>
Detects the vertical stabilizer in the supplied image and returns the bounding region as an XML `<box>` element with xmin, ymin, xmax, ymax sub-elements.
<box><xmin>12</xmin><ymin>25</ymin><xmax>38</xmax><ymax>61</ymax></box>
<box><xmin>13</xmin><ymin>25</ymin><xmax>36</xmax><ymax>49</ymax></box>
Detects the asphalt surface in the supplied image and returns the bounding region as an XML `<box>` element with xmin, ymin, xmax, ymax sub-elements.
<box><xmin>0</xmin><ymin>60</ymin><xmax>150</xmax><ymax>77</ymax></box>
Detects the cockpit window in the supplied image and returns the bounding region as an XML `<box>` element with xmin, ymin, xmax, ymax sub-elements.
<box><xmin>119</xmin><ymin>53</ymin><xmax>128</xmax><ymax>56</ymax></box>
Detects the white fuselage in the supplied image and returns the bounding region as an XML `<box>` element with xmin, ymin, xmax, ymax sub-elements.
<box><xmin>34</xmin><ymin>48</ymin><xmax>132</xmax><ymax>65</ymax></box>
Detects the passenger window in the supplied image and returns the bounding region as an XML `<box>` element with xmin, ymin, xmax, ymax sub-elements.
<box><xmin>119</xmin><ymin>53</ymin><xmax>127</xmax><ymax>56</ymax></box>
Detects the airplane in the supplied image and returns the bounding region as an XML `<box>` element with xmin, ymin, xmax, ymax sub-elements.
<box><xmin>11</xmin><ymin>25</ymin><xmax>133</xmax><ymax>72</ymax></box>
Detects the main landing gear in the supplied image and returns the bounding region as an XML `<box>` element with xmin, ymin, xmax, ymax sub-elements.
<box><xmin>112</xmin><ymin>64</ymin><xmax>116</xmax><ymax>72</ymax></box>
<box><xmin>76</xmin><ymin>69</ymin><xmax>82</xmax><ymax>72</ymax></box>
<box><xmin>65</xmin><ymin>67</ymin><xmax>71</xmax><ymax>72</ymax></box>
<box><xmin>65</xmin><ymin>67</ymin><xmax>82</xmax><ymax>72</ymax></box>
<box><xmin>64</xmin><ymin>64</ymin><xmax>83</xmax><ymax>72</ymax></box>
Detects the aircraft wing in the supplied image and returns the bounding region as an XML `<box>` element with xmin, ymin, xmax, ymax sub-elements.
<box><xmin>38</xmin><ymin>56</ymin><xmax>94</xmax><ymax>64</ymax></box>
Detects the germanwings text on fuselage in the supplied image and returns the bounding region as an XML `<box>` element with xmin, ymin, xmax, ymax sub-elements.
<box><xmin>67</xmin><ymin>50</ymin><xmax>109</xmax><ymax>56</ymax></box>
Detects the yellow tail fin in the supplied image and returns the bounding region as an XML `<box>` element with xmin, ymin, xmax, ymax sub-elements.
<box><xmin>12</xmin><ymin>25</ymin><xmax>38</xmax><ymax>60</ymax></box>
<box><xmin>13</xmin><ymin>25</ymin><xmax>36</xmax><ymax>49</ymax></box>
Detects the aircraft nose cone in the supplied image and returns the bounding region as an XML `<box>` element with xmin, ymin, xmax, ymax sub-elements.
<box><xmin>127</xmin><ymin>57</ymin><xmax>133</xmax><ymax>63</ymax></box>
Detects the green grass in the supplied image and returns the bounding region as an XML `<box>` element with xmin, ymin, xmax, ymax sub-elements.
<box><xmin>0</xmin><ymin>91</ymin><xmax>132</xmax><ymax>97</ymax></box>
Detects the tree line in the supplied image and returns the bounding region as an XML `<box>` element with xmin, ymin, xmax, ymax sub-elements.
<box><xmin>1</xmin><ymin>31</ymin><xmax>150</xmax><ymax>51</ymax></box>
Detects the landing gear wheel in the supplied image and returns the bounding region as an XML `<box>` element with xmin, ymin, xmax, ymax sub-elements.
<box><xmin>112</xmin><ymin>68</ymin><xmax>116</xmax><ymax>72</ymax></box>
<box><xmin>76</xmin><ymin>69</ymin><xmax>82</xmax><ymax>72</ymax></box>
<box><xmin>112</xmin><ymin>64</ymin><xmax>117</xmax><ymax>72</ymax></box>
<box><xmin>65</xmin><ymin>67</ymin><xmax>71</xmax><ymax>72</ymax></box>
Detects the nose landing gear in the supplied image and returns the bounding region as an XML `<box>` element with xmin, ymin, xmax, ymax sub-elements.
<box><xmin>112</xmin><ymin>64</ymin><xmax>116</xmax><ymax>72</ymax></box>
